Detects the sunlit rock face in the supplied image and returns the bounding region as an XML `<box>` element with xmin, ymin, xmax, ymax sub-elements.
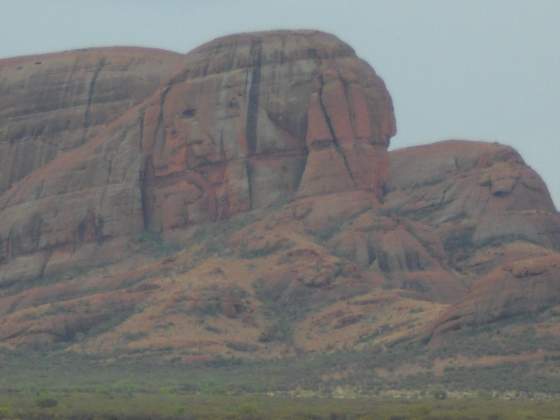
<box><xmin>1</xmin><ymin>31</ymin><xmax>559</xmax><ymax>359</ymax></box>
<box><xmin>140</xmin><ymin>30</ymin><xmax>396</xmax><ymax>231</ymax></box>
<box><xmin>0</xmin><ymin>30</ymin><xmax>395</xmax><ymax>284</ymax></box>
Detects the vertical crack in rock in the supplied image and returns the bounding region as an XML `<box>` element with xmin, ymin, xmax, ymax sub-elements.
<box><xmin>140</xmin><ymin>156</ymin><xmax>155</xmax><ymax>231</ymax></box>
<box><xmin>293</xmin><ymin>151</ymin><xmax>309</xmax><ymax>195</ymax></box>
<box><xmin>244</xmin><ymin>40</ymin><xmax>263</xmax><ymax>209</ymax></box>
<box><xmin>338</xmin><ymin>70</ymin><xmax>357</xmax><ymax>139</ymax></box>
<box><xmin>0</xmin><ymin>235</ymin><xmax>5</xmax><ymax>266</ymax></box>
<box><xmin>136</xmin><ymin>112</ymin><xmax>148</xmax><ymax>230</ymax></box>
<box><xmin>138</xmin><ymin>111</ymin><xmax>145</xmax><ymax>151</ymax></box>
<box><xmin>219</xmin><ymin>129</ymin><xmax>226</xmax><ymax>160</ymax></box>
<box><xmin>246</xmin><ymin>160</ymin><xmax>254</xmax><ymax>210</ymax></box>
<box><xmin>38</xmin><ymin>250</ymin><xmax>53</xmax><ymax>279</ymax></box>
<box><xmin>98</xmin><ymin>156</ymin><xmax>114</xmax><ymax>211</ymax></box>
<box><xmin>6</xmin><ymin>230</ymin><xmax>13</xmax><ymax>260</ymax></box>
<box><xmin>142</xmin><ymin>81</ymin><xmax>171</xmax><ymax>232</ymax></box>
<box><xmin>81</xmin><ymin>58</ymin><xmax>106</xmax><ymax>145</ymax></box>
<box><xmin>318</xmin><ymin>74</ymin><xmax>357</xmax><ymax>186</ymax></box>
<box><xmin>245</xmin><ymin>40</ymin><xmax>263</xmax><ymax>155</ymax></box>
<box><xmin>154</xmin><ymin>84</ymin><xmax>172</xmax><ymax>156</ymax></box>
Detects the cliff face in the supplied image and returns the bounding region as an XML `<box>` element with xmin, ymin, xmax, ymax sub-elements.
<box><xmin>0</xmin><ymin>31</ymin><xmax>559</xmax><ymax>368</ymax></box>
<box><xmin>0</xmin><ymin>47</ymin><xmax>184</xmax><ymax>193</ymax></box>
<box><xmin>0</xmin><ymin>31</ymin><xmax>395</xmax><ymax>286</ymax></box>
<box><xmin>140</xmin><ymin>31</ymin><xmax>395</xmax><ymax>231</ymax></box>
<box><xmin>0</xmin><ymin>47</ymin><xmax>184</xmax><ymax>285</ymax></box>
<box><xmin>383</xmin><ymin>141</ymin><xmax>560</xmax><ymax>342</ymax></box>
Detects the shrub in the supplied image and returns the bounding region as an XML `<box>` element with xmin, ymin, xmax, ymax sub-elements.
<box><xmin>258</xmin><ymin>320</ymin><xmax>292</xmax><ymax>343</ymax></box>
<box><xmin>122</xmin><ymin>331</ymin><xmax>148</xmax><ymax>342</ymax></box>
<box><xmin>0</xmin><ymin>405</ymin><xmax>13</xmax><ymax>419</ymax></box>
<box><xmin>431</xmin><ymin>388</ymin><xmax>448</xmax><ymax>400</ymax></box>
<box><xmin>36</xmin><ymin>398</ymin><xmax>58</xmax><ymax>408</ymax></box>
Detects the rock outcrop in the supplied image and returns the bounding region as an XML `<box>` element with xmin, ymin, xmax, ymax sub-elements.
<box><xmin>0</xmin><ymin>30</ymin><xmax>559</xmax><ymax>364</ymax></box>
<box><xmin>0</xmin><ymin>31</ymin><xmax>395</xmax><ymax>285</ymax></box>
<box><xmin>431</xmin><ymin>254</ymin><xmax>560</xmax><ymax>337</ymax></box>
<box><xmin>386</xmin><ymin>141</ymin><xmax>560</xmax><ymax>272</ymax></box>
<box><xmin>141</xmin><ymin>30</ymin><xmax>395</xmax><ymax>230</ymax></box>
<box><xmin>0</xmin><ymin>47</ymin><xmax>184</xmax><ymax>193</ymax></box>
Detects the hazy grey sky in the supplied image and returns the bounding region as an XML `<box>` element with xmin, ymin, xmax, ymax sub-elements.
<box><xmin>2</xmin><ymin>0</ymin><xmax>559</xmax><ymax>207</ymax></box>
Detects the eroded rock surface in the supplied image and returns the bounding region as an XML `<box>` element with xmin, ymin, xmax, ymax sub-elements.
<box><xmin>0</xmin><ymin>31</ymin><xmax>559</xmax><ymax>364</ymax></box>
<box><xmin>0</xmin><ymin>47</ymin><xmax>184</xmax><ymax>193</ymax></box>
<box><xmin>386</xmin><ymin>141</ymin><xmax>560</xmax><ymax>270</ymax></box>
<box><xmin>0</xmin><ymin>31</ymin><xmax>396</xmax><ymax>285</ymax></box>
<box><xmin>141</xmin><ymin>30</ymin><xmax>396</xmax><ymax>231</ymax></box>
<box><xmin>430</xmin><ymin>254</ymin><xmax>560</xmax><ymax>338</ymax></box>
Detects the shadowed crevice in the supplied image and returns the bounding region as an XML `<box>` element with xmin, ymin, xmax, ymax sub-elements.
<box><xmin>246</xmin><ymin>159</ymin><xmax>254</xmax><ymax>210</ymax></box>
<box><xmin>140</xmin><ymin>156</ymin><xmax>156</xmax><ymax>231</ymax></box>
<box><xmin>245</xmin><ymin>40</ymin><xmax>263</xmax><ymax>156</ymax></box>
<box><xmin>153</xmin><ymin>84</ymin><xmax>172</xmax><ymax>156</ymax></box>
<box><xmin>81</xmin><ymin>58</ymin><xmax>106</xmax><ymax>145</ymax></box>
<box><xmin>138</xmin><ymin>111</ymin><xmax>145</xmax><ymax>151</ymax></box>
<box><xmin>318</xmin><ymin>74</ymin><xmax>356</xmax><ymax>186</ymax></box>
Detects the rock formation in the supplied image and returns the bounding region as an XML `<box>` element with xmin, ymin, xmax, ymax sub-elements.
<box><xmin>0</xmin><ymin>30</ymin><xmax>559</xmax><ymax>370</ymax></box>
<box><xmin>0</xmin><ymin>47</ymin><xmax>184</xmax><ymax>193</ymax></box>
<box><xmin>0</xmin><ymin>31</ymin><xmax>395</xmax><ymax>285</ymax></box>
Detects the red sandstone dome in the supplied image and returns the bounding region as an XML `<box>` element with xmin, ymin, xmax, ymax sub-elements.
<box><xmin>140</xmin><ymin>30</ymin><xmax>396</xmax><ymax>230</ymax></box>
<box><xmin>0</xmin><ymin>31</ymin><xmax>559</xmax><ymax>367</ymax></box>
<box><xmin>0</xmin><ymin>31</ymin><xmax>396</xmax><ymax>280</ymax></box>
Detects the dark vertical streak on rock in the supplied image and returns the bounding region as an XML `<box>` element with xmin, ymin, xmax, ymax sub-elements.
<box><xmin>140</xmin><ymin>156</ymin><xmax>155</xmax><ymax>231</ymax></box>
<box><xmin>338</xmin><ymin>71</ymin><xmax>357</xmax><ymax>139</ymax></box>
<box><xmin>244</xmin><ymin>40</ymin><xmax>263</xmax><ymax>210</ymax></box>
<box><xmin>245</xmin><ymin>40</ymin><xmax>263</xmax><ymax>156</ymax></box>
<box><xmin>141</xmin><ymin>84</ymin><xmax>172</xmax><ymax>232</ymax></box>
<box><xmin>6</xmin><ymin>230</ymin><xmax>13</xmax><ymax>260</ymax></box>
<box><xmin>318</xmin><ymin>74</ymin><xmax>356</xmax><ymax>185</ymax></box>
<box><xmin>154</xmin><ymin>84</ymin><xmax>172</xmax><ymax>156</ymax></box>
<box><xmin>0</xmin><ymin>235</ymin><xmax>5</xmax><ymax>266</ymax></box>
<box><xmin>38</xmin><ymin>250</ymin><xmax>53</xmax><ymax>279</ymax></box>
<box><xmin>246</xmin><ymin>159</ymin><xmax>254</xmax><ymax>210</ymax></box>
<box><xmin>293</xmin><ymin>153</ymin><xmax>309</xmax><ymax>196</ymax></box>
<box><xmin>138</xmin><ymin>111</ymin><xmax>145</xmax><ymax>151</ymax></box>
<box><xmin>81</xmin><ymin>58</ymin><xmax>106</xmax><ymax>144</ymax></box>
<box><xmin>219</xmin><ymin>129</ymin><xmax>226</xmax><ymax>160</ymax></box>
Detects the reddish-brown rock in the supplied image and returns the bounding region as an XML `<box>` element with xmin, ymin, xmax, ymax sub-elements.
<box><xmin>142</xmin><ymin>30</ymin><xmax>396</xmax><ymax>230</ymax></box>
<box><xmin>329</xmin><ymin>212</ymin><xmax>466</xmax><ymax>302</ymax></box>
<box><xmin>386</xmin><ymin>141</ymin><xmax>560</xmax><ymax>272</ymax></box>
<box><xmin>430</xmin><ymin>254</ymin><xmax>560</xmax><ymax>338</ymax></box>
<box><xmin>0</xmin><ymin>30</ymin><xmax>396</xmax><ymax>285</ymax></box>
<box><xmin>0</xmin><ymin>47</ymin><xmax>184</xmax><ymax>193</ymax></box>
<box><xmin>0</xmin><ymin>31</ymin><xmax>559</xmax><ymax>367</ymax></box>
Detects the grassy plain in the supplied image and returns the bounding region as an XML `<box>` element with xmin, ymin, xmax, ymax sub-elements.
<box><xmin>2</xmin><ymin>350</ymin><xmax>560</xmax><ymax>419</ymax></box>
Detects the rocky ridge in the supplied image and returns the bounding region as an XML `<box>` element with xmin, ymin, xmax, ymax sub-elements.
<box><xmin>0</xmin><ymin>31</ymin><xmax>559</xmax><ymax>378</ymax></box>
